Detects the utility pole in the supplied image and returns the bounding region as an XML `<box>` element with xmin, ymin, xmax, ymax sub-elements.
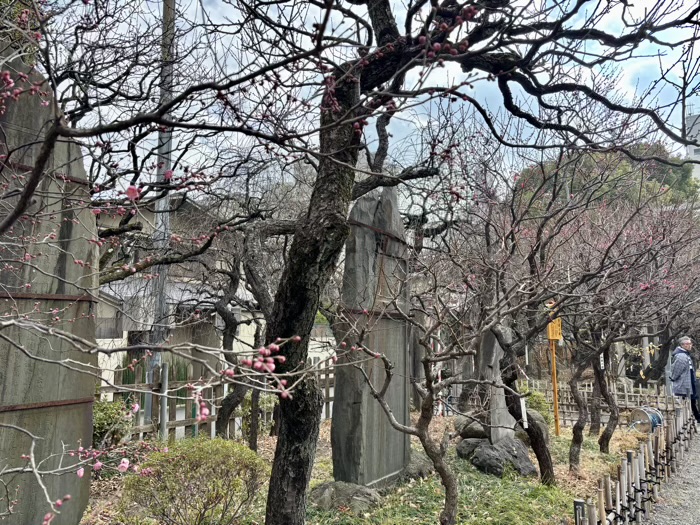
<box><xmin>145</xmin><ymin>0</ymin><xmax>175</xmax><ymax>424</ymax></box>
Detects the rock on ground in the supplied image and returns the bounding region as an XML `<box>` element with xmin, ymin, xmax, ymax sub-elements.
<box><xmin>402</xmin><ymin>450</ymin><xmax>434</xmax><ymax>480</ymax></box>
<box><xmin>646</xmin><ymin>442</ymin><xmax>700</xmax><ymax>525</ymax></box>
<box><xmin>456</xmin><ymin>436</ymin><xmax>537</xmax><ymax>478</ymax></box>
<box><xmin>309</xmin><ymin>481</ymin><xmax>381</xmax><ymax>515</ymax></box>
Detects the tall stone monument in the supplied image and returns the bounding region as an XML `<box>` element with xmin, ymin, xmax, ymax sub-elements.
<box><xmin>0</xmin><ymin>55</ymin><xmax>97</xmax><ymax>523</ymax></box>
<box><xmin>477</xmin><ymin>330</ymin><xmax>515</xmax><ymax>443</ymax></box>
<box><xmin>331</xmin><ymin>187</ymin><xmax>411</xmax><ymax>486</ymax></box>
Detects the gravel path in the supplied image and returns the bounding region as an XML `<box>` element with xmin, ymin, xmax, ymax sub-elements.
<box><xmin>646</xmin><ymin>442</ymin><xmax>700</xmax><ymax>525</ymax></box>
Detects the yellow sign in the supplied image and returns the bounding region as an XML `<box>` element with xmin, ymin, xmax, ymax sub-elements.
<box><xmin>547</xmin><ymin>318</ymin><xmax>562</xmax><ymax>340</ymax></box>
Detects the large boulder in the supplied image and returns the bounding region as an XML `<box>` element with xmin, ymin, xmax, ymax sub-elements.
<box><xmin>454</xmin><ymin>416</ymin><xmax>488</xmax><ymax>439</ymax></box>
<box><xmin>402</xmin><ymin>450</ymin><xmax>434</xmax><ymax>480</ymax></box>
<box><xmin>458</xmin><ymin>437</ymin><xmax>538</xmax><ymax>478</ymax></box>
<box><xmin>514</xmin><ymin>409</ymin><xmax>550</xmax><ymax>446</ymax></box>
<box><xmin>456</xmin><ymin>438</ymin><xmax>485</xmax><ymax>459</ymax></box>
<box><xmin>309</xmin><ymin>481</ymin><xmax>382</xmax><ymax>515</ymax></box>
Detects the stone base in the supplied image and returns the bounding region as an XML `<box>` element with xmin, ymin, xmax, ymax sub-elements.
<box><xmin>309</xmin><ymin>481</ymin><xmax>382</xmax><ymax>515</ymax></box>
<box><xmin>456</xmin><ymin>437</ymin><xmax>538</xmax><ymax>478</ymax></box>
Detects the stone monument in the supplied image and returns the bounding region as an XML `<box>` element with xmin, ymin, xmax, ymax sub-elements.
<box><xmin>331</xmin><ymin>187</ymin><xmax>411</xmax><ymax>486</ymax></box>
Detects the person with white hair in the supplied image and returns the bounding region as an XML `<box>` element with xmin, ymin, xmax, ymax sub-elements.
<box><xmin>670</xmin><ymin>336</ymin><xmax>700</xmax><ymax>422</ymax></box>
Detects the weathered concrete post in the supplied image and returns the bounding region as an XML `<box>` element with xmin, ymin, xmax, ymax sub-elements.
<box><xmin>0</xmin><ymin>58</ymin><xmax>97</xmax><ymax>524</ymax></box>
<box><xmin>331</xmin><ymin>187</ymin><xmax>411</xmax><ymax>486</ymax></box>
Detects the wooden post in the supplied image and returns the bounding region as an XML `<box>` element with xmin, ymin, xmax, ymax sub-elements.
<box><xmin>136</xmin><ymin>399</ymin><xmax>145</xmax><ymax>441</ymax></box>
<box><xmin>201</xmin><ymin>387</ymin><xmax>212</xmax><ymax>437</ymax></box>
<box><xmin>158</xmin><ymin>363</ymin><xmax>169</xmax><ymax>441</ymax></box>
<box><xmin>573</xmin><ymin>499</ymin><xmax>586</xmax><ymax>525</ymax></box>
<box><xmin>168</xmin><ymin>389</ymin><xmax>177</xmax><ymax>442</ymax></box>
<box><xmin>150</xmin><ymin>366</ymin><xmax>161</xmax><ymax>437</ymax></box>
<box><xmin>324</xmin><ymin>368</ymin><xmax>331</xmax><ymax>419</ymax></box>
<box><xmin>550</xmin><ymin>339</ymin><xmax>561</xmax><ymax>436</ymax></box>
<box><xmin>185</xmin><ymin>395</ymin><xmax>196</xmax><ymax>438</ymax></box>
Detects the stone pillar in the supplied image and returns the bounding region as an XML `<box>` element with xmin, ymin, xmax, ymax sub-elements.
<box><xmin>331</xmin><ymin>187</ymin><xmax>411</xmax><ymax>486</ymax></box>
<box><xmin>0</xmin><ymin>56</ymin><xmax>97</xmax><ymax>524</ymax></box>
<box><xmin>477</xmin><ymin>330</ymin><xmax>515</xmax><ymax>444</ymax></box>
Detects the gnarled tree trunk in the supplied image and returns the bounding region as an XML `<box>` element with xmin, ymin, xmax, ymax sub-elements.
<box><xmin>502</xmin><ymin>355</ymin><xmax>556</xmax><ymax>485</ymax></box>
<box><xmin>589</xmin><ymin>374</ymin><xmax>602</xmax><ymax>437</ymax></box>
<box><xmin>264</xmin><ymin>70</ymin><xmax>359</xmax><ymax>525</ymax></box>
<box><xmin>249</xmin><ymin>388</ymin><xmax>261</xmax><ymax>451</ymax></box>
<box><xmin>568</xmin><ymin>365</ymin><xmax>588</xmax><ymax>474</ymax></box>
<box><xmin>506</xmin><ymin>384</ymin><xmax>556</xmax><ymax>485</ymax></box>
<box><xmin>416</xmin><ymin>400</ymin><xmax>459</xmax><ymax>525</ymax></box>
<box><xmin>595</xmin><ymin>354</ymin><xmax>618</xmax><ymax>453</ymax></box>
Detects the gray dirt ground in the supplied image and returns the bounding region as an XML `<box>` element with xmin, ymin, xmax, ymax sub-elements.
<box><xmin>646</xmin><ymin>442</ymin><xmax>700</xmax><ymax>525</ymax></box>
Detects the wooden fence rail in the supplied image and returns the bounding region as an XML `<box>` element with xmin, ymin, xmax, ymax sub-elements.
<box><xmin>572</xmin><ymin>400</ymin><xmax>695</xmax><ymax>525</ymax></box>
<box><xmin>102</xmin><ymin>364</ymin><xmax>335</xmax><ymax>442</ymax></box>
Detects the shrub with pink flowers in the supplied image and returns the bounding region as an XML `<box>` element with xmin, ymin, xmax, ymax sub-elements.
<box><xmin>123</xmin><ymin>437</ymin><xmax>268</xmax><ymax>525</ymax></box>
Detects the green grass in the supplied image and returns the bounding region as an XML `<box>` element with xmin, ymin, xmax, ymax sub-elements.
<box><xmin>304</xmin><ymin>452</ymin><xmax>572</xmax><ymax>525</ymax></box>
<box><xmin>236</xmin><ymin>449</ymin><xmax>573</xmax><ymax>525</ymax></box>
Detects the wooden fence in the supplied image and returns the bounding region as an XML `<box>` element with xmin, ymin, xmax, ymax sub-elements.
<box><xmin>572</xmin><ymin>400</ymin><xmax>695</xmax><ymax>525</ymax></box>
<box><xmin>100</xmin><ymin>363</ymin><xmax>336</xmax><ymax>441</ymax></box>
<box><xmin>518</xmin><ymin>379</ymin><xmax>681</xmax><ymax>427</ymax></box>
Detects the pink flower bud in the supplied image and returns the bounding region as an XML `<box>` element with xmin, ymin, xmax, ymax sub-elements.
<box><xmin>125</xmin><ymin>186</ymin><xmax>141</xmax><ymax>201</ymax></box>
<box><xmin>76</xmin><ymin>467</ymin><xmax>84</xmax><ymax>478</ymax></box>
<box><xmin>118</xmin><ymin>458</ymin><xmax>130</xmax><ymax>473</ymax></box>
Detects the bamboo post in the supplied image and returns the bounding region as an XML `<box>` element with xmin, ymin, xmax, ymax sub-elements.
<box><xmin>586</xmin><ymin>498</ymin><xmax>597</xmax><ymax>525</ymax></box>
<box><xmin>597</xmin><ymin>485</ymin><xmax>606</xmax><ymax>525</ymax></box>
<box><xmin>573</xmin><ymin>499</ymin><xmax>586</xmax><ymax>525</ymax></box>
<box><xmin>620</xmin><ymin>460</ymin><xmax>628</xmax><ymax>525</ymax></box>
<box><xmin>604</xmin><ymin>474</ymin><xmax>612</xmax><ymax>514</ymax></box>
<box><xmin>614</xmin><ymin>480</ymin><xmax>621</xmax><ymax>525</ymax></box>
<box><xmin>639</xmin><ymin>445</ymin><xmax>650</xmax><ymax>516</ymax></box>
<box><xmin>626</xmin><ymin>452</ymin><xmax>635</xmax><ymax>522</ymax></box>
<box><xmin>632</xmin><ymin>451</ymin><xmax>641</xmax><ymax>520</ymax></box>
